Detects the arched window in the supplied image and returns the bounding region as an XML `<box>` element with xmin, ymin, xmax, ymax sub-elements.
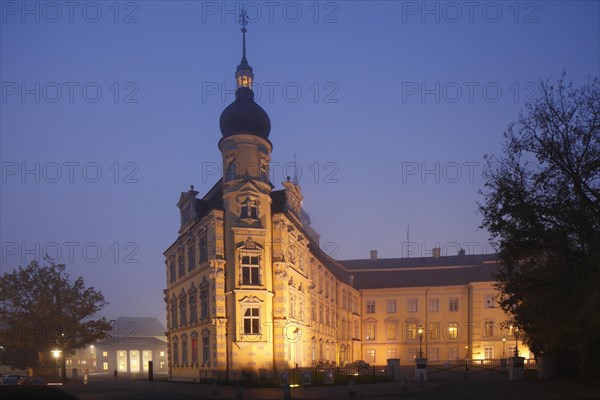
<box><xmin>191</xmin><ymin>331</ymin><xmax>199</xmax><ymax>365</ymax></box>
<box><xmin>181</xmin><ymin>334</ymin><xmax>188</xmax><ymax>365</ymax></box>
<box><xmin>189</xmin><ymin>284</ymin><xmax>197</xmax><ymax>323</ymax></box>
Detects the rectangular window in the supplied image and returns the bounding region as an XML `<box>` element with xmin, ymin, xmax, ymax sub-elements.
<box><xmin>449</xmin><ymin>298</ymin><xmax>459</xmax><ymax>312</ymax></box>
<box><xmin>428</xmin><ymin>348</ymin><xmax>439</xmax><ymax>361</ymax></box>
<box><xmin>428</xmin><ymin>298</ymin><xmax>439</xmax><ymax>312</ymax></box>
<box><xmin>102</xmin><ymin>351</ymin><xmax>108</xmax><ymax>357</ymax></box>
<box><xmin>366</xmin><ymin>300</ymin><xmax>375</xmax><ymax>314</ymax></box>
<box><xmin>428</xmin><ymin>322</ymin><xmax>439</xmax><ymax>341</ymax></box>
<box><xmin>405</xmin><ymin>322</ymin><xmax>417</xmax><ymax>340</ymax></box>
<box><xmin>202</xmin><ymin>336</ymin><xmax>210</xmax><ymax>365</ymax></box>
<box><xmin>484</xmin><ymin>346</ymin><xmax>494</xmax><ymax>360</ymax></box>
<box><xmin>408</xmin><ymin>348</ymin><xmax>418</xmax><ymax>361</ymax></box>
<box><xmin>447</xmin><ymin>322</ymin><xmax>458</xmax><ymax>339</ymax></box>
<box><xmin>187</xmin><ymin>246</ymin><xmax>195</xmax><ymax>272</ymax></box>
<box><xmin>484</xmin><ymin>321</ymin><xmax>495</xmax><ymax>338</ymax></box>
<box><xmin>386</xmin><ymin>299</ymin><xmax>396</xmax><ymax>313</ymax></box>
<box><xmin>179</xmin><ymin>297</ymin><xmax>187</xmax><ymax>326</ymax></box>
<box><xmin>173</xmin><ymin>342</ymin><xmax>179</xmax><ymax>365</ymax></box>
<box><xmin>484</xmin><ymin>294</ymin><xmax>496</xmax><ymax>309</ymax></box>
<box><xmin>191</xmin><ymin>338</ymin><xmax>198</xmax><ymax>364</ymax></box>
<box><xmin>386</xmin><ymin>349</ymin><xmax>396</xmax><ymax>359</ymax></box>
<box><xmin>199</xmin><ymin>237</ymin><xmax>208</xmax><ymax>263</ymax></box>
<box><xmin>181</xmin><ymin>339</ymin><xmax>188</xmax><ymax>364</ymax></box>
<box><xmin>178</xmin><ymin>256</ymin><xmax>185</xmax><ymax>277</ymax></box>
<box><xmin>243</xmin><ymin>307</ymin><xmax>260</xmax><ymax>334</ymax></box>
<box><xmin>365</xmin><ymin>324</ymin><xmax>376</xmax><ymax>341</ymax></box>
<box><xmin>160</xmin><ymin>351</ymin><xmax>165</xmax><ymax>357</ymax></box>
<box><xmin>311</xmin><ymin>298</ymin><xmax>317</xmax><ymax>321</ymax></box>
<box><xmin>170</xmin><ymin>302</ymin><xmax>177</xmax><ymax>329</ymax></box>
<box><xmin>169</xmin><ymin>262</ymin><xmax>176</xmax><ymax>283</ymax></box>
<box><xmin>448</xmin><ymin>347</ymin><xmax>458</xmax><ymax>360</ymax></box>
<box><xmin>103</xmin><ymin>362</ymin><xmax>108</xmax><ymax>370</ymax></box>
<box><xmin>241</xmin><ymin>256</ymin><xmax>260</xmax><ymax>285</ymax></box>
<box><xmin>200</xmin><ymin>288</ymin><xmax>209</xmax><ymax>319</ymax></box>
<box><xmin>366</xmin><ymin>349</ymin><xmax>376</xmax><ymax>363</ymax></box>
<box><xmin>386</xmin><ymin>322</ymin><xmax>397</xmax><ymax>340</ymax></box>
<box><xmin>407</xmin><ymin>298</ymin><xmax>418</xmax><ymax>313</ymax></box>
<box><xmin>189</xmin><ymin>292</ymin><xmax>198</xmax><ymax>323</ymax></box>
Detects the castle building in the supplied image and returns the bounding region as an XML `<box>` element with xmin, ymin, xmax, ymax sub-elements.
<box><xmin>163</xmin><ymin>23</ymin><xmax>530</xmax><ymax>381</ymax></box>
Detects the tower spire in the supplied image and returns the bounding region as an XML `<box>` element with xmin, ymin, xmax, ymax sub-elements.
<box><xmin>236</xmin><ymin>9</ymin><xmax>254</xmax><ymax>89</ymax></box>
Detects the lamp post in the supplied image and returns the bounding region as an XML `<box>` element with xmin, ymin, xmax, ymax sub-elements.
<box><xmin>417</xmin><ymin>324</ymin><xmax>424</xmax><ymax>358</ymax></box>
<box><xmin>514</xmin><ymin>327</ymin><xmax>520</xmax><ymax>357</ymax></box>
<box><xmin>502</xmin><ymin>336</ymin><xmax>506</xmax><ymax>359</ymax></box>
<box><xmin>52</xmin><ymin>350</ymin><xmax>61</xmax><ymax>381</ymax></box>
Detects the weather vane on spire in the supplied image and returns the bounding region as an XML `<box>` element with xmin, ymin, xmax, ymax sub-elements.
<box><xmin>239</xmin><ymin>9</ymin><xmax>248</xmax><ymax>33</ymax></box>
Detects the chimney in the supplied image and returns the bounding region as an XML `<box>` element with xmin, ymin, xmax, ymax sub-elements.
<box><xmin>458</xmin><ymin>248</ymin><xmax>466</xmax><ymax>256</ymax></box>
<box><xmin>370</xmin><ymin>250</ymin><xmax>378</xmax><ymax>261</ymax></box>
<box><xmin>432</xmin><ymin>247</ymin><xmax>441</xmax><ymax>259</ymax></box>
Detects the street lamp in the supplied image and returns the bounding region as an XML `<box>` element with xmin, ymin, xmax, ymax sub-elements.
<box><xmin>502</xmin><ymin>336</ymin><xmax>506</xmax><ymax>359</ymax></box>
<box><xmin>52</xmin><ymin>349</ymin><xmax>61</xmax><ymax>381</ymax></box>
<box><xmin>417</xmin><ymin>324</ymin><xmax>424</xmax><ymax>358</ymax></box>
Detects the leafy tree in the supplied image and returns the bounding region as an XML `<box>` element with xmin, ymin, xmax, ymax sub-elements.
<box><xmin>479</xmin><ymin>74</ymin><xmax>600</xmax><ymax>376</ymax></box>
<box><xmin>0</xmin><ymin>260</ymin><xmax>112</xmax><ymax>379</ymax></box>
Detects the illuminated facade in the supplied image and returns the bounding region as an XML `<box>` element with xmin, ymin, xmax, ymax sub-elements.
<box><xmin>163</xmin><ymin>23</ymin><xmax>529</xmax><ymax>381</ymax></box>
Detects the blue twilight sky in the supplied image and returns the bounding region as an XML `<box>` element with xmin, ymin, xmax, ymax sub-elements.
<box><xmin>1</xmin><ymin>1</ymin><xmax>598</xmax><ymax>322</ymax></box>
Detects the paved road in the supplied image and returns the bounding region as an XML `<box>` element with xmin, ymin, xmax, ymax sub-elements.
<box><xmin>58</xmin><ymin>375</ymin><xmax>600</xmax><ymax>400</ymax></box>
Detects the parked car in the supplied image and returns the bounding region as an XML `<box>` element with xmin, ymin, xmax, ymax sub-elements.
<box><xmin>345</xmin><ymin>360</ymin><xmax>371</xmax><ymax>370</ymax></box>
<box><xmin>0</xmin><ymin>376</ymin><xmax>21</xmax><ymax>385</ymax></box>
<box><xmin>19</xmin><ymin>376</ymin><xmax>47</xmax><ymax>386</ymax></box>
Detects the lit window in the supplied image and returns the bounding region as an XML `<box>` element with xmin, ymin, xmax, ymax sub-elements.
<box><xmin>449</xmin><ymin>298</ymin><xmax>459</xmax><ymax>312</ymax></box>
<box><xmin>365</xmin><ymin>323</ymin><xmax>376</xmax><ymax>341</ymax></box>
<box><xmin>484</xmin><ymin>346</ymin><xmax>494</xmax><ymax>360</ymax></box>
<box><xmin>428</xmin><ymin>298</ymin><xmax>439</xmax><ymax>312</ymax></box>
<box><xmin>405</xmin><ymin>322</ymin><xmax>417</xmax><ymax>340</ymax></box>
<box><xmin>484</xmin><ymin>321</ymin><xmax>495</xmax><ymax>338</ymax></box>
<box><xmin>386</xmin><ymin>349</ymin><xmax>396</xmax><ymax>359</ymax></box>
<box><xmin>102</xmin><ymin>351</ymin><xmax>108</xmax><ymax>357</ymax></box>
<box><xmin>386</xmin><ymin>322</ymin><xmax>397</xmax><ymax>340</ymax></box>
<box><xmin>447</xmin><ymin>323</ymin><xmax>458</xmax><ymax>339</ymax></box>
<box><xmin>241</xmin><ymin>256</ymin><xmax>260</xmax><ymax>285</ymax></box>
<box><xmin>366</xmin><ymin>349</ymin><xmax>376</xmax><ymax>363</ymax></box>
<box><xmin>407</xmin><ymin>298</ymin><xmax>418</xmax><ymax>313</ymax></box>
<box><xmin>243</xmin><ymin>307</ymin><xmax>260</xmax><ymax>335</ymax></box>
<box><xmin>103</xmin><ymin>362</ymin><xmax>108</xmax><ymax>371</ymax></box>
<box><xmin>160</xmin><ymin>351</ymin><xmax>165</xmax><ymax>357</ymax></box>
<box><xmin>386</xmin><ymin>300</ymin><xmax>396</xmax><ymax>313</ymax></box>
<box><xmin>366</xmin><ymin>300</ymin><xmax>375</xmax><ymax>314</ymax></box>
<box><xmin>428</xmin><ymin>322</ymin><xmax>439</xmax><ymax>340</ymax></box>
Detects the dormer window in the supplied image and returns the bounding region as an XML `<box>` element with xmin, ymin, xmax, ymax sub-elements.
<box><xmin>182</xmin><ymin>205</ymin><xmax>191</xmax><ymax>226</ymax></box>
